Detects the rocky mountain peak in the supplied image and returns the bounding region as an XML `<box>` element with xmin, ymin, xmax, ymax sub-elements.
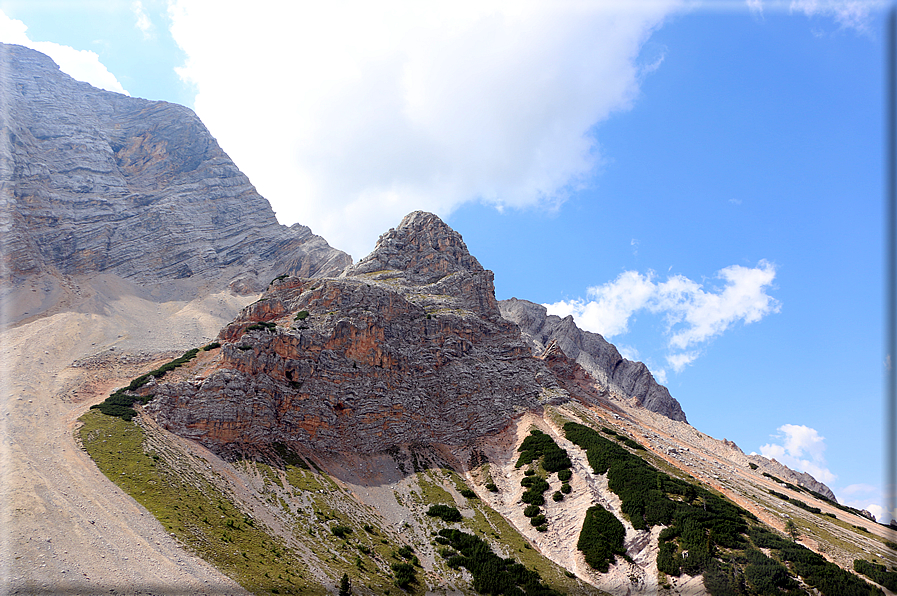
<box><xmin>147</xmin><ymin>213</ymin><xmax>559</xmax><ymax>456</ymax></box>
<box><xmin>344</xmin><ymin>211</ymin><xmax>483</xmax><ymax>284</ymax></box>
<box><xmin>1</xmin><ymin>42</ymin><xmax>350</xmax><ymax>305</ymax></box>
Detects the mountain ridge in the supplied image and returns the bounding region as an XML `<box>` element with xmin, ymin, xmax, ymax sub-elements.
<box><xmin>3</xmin><ymin>42</ymin><xmax>894</xmax><ymax>596</ymax></box>
<box><xmin>0</xmin><ymin>42</ymin><xmax>349</xmax><ymax>313</ymax></box>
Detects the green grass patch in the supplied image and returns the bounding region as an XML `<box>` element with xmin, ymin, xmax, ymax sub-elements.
<box><xmin>78</xmin><ymin>410</ymin><xmax>316</xmax><ymax>595</ymax></box>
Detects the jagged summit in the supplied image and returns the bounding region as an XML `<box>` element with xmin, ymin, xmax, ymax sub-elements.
<box><xmin>344</xmin><ymin>211</ymin><xmax>498</xmax><ymax>317</ymax></box>
<box><xmin>344</xmin><ymin>211</ymin><xmax>483</xmax><ymax>283</ymax></box>
<box><xmin>147</xmin><ymin>213</ymin><xmax>558</xmax><ymax>455</ymax></box>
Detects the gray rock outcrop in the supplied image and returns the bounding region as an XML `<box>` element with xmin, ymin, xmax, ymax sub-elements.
<box><xmin>499</xmin><ymin>297</ymin><xmax>688</xmax><ymax>422</ymax></box>
<box><xmin>147</xmin><ymin>212</ymin><xmax>563</xmax><ymax>455</ymax></box>
<box><xmin>0</xmin><ymin>43</ymin><xmax>350</xmax><ymax>292</ymax></box>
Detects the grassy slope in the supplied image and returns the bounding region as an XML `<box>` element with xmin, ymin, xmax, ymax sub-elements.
<box><xmin>79</xmin><ymin>410</ymin><xmax>592</xmax><ymax>595</ymax></box>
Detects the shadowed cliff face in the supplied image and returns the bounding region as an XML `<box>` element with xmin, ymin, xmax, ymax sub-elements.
<box><xmin>147</xmin><ymin>212</ymin><xmax>565</xmax><ymax>455</ymax></box>
<box><xmin>0</xmin><ymin>43</ymin><xmax>350</xmax><ymax>291</ymax></box>
<box><xmin>499</xmin><ymin>298</ymin><xmax>688</xmax><ymax>423</ymax></box>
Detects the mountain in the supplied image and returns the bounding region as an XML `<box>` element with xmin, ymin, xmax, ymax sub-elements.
<box><xmin>146</xmin><ymin>211</ymin><xmax>563</xmax><ymax>456</ymax></box>
<box><xmin>0</xmin><ymin>42</ymin><xmax>350</xmax><ymax>315</ymax></box>
<box><xmin>3</xmin><ymin>43</ymin><xmax>895</xmax><ymax>596</ymax></box>
<box><xmin>499</xmin><ymin>298</ymin><xmax>687</xmax><ymax>422</ymax></box>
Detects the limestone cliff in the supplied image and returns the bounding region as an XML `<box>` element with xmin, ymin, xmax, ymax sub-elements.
<box><xmin>147</xmin><ymin>212</ymin><xmax>564</xmax><ymax>455</ymax></box>
<box><xmin>499</xmin><ymin>297</ymin><xmax>688</xmax><ymax>423</ymax></box>
<box><xmin>0</xmin><ymin>43</ymin><xmax>349</xmax><ymax>292</ymax></box>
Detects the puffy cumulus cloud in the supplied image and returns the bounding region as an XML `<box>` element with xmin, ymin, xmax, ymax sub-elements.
<box><xmin>544</xmin><ymin>260</ymin><xmax>779</xmax><ymax>372</ymax></box>
<box><xmin>0</xmin><ymin>10</ymin><xmax>128</xmax><ymax>95</ymax></box>
<box><xmin>838</xmin><ymin>484</ymin><xmax>895</xmax><ymax>524</ymax></box>
<box><xmin>759</xmin><ymin>424</ymin><xmax>836</xmax><ymax>484</ymax></box>
<box><xmin>166</xmin><ymin>0</ymin><xmax>681</xmax><ymax>259</ymax></box>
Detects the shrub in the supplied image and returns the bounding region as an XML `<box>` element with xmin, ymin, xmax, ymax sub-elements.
<box><xmin>530</xmin><ymin>515</ymin><xmax>547</xmax><ymax>527</ymax></box>
<box><xmin>391</xmin><ymin>562</ymin><xmax>416</xmax><ymax>589</ymax></box>
<box><xmin>521</xmin><ymin>476</ymin><xmax>550</xmax><ymax>506</ymax></box>
<box><xmin>523</xmin><ymin>505</ymin><xmax>541</xmax><ymax>518</ymax></box>
<box><xmin>437</xmin><ymin>529</ymin><xmax>560</xmax><ymax>595</ymax></box>
<box><xmin>396</xmin><ymin>545</ymin><xmax>414</xmax><ymax>559</ymax></box>
<box><xmin>552</xmin><ymin>491</ymin><xmax>564</xmax><ymax>502</ymax></box>
<box><xmin>748</xmin><ymin>462</ymin><xmax>759</xmax><ymax>470</ymax></box>
<box><xmin>460</xmin><ymin>488</ymin><xmax>476</xmax><ymax>499</ymax></box>
<box><xmin>564</xmin><ymin>421</ymin><xmax>751</xmax><ymax>576</ymax></box>
<box><xmin>426</xmin><ymin>504</ymin><xmax>462</xmax><ymax>523</ymax></box>
<box><xmin>485</xmin><ymin>482</ymin><xmax>498</xmax><ymax>492</ymax></box>
<box><xmin>854</xmin><ymin>559</ymin><xmax>897</xmax><ymax>591</ymax></box>
<box><xmin>517</xmin><ymin>429</ymin><xmax>572</xmax><ymax>472</ymax></box>
<box><xmin>577</xmin><ymin>504</ymin><xmax>626</xmax><ymax>573</ymax></box>
<box><xmin>331</xmin><ymin>525</ymin><xmax>353</xmax><ymax>538</ymax></box>
<box><xmin>558</xmin><ymin>469</ymin><xmax>572</xmax><ymax>482</ymax></box>
<box><xmin>524</xmin><ymin>469</ymin><xmax>536</xmax><ymax>477</ymax></box>
<box><xmin>294</xmin><ymin>310</ymin><xmax>309</xmax><ymax>321</ymax></box>
<box><xmin>561</xmin><ymin>483</ymin><xmax>572</xmax><ymax>494</ymax></box>
<box><xmin>201</xmin><ymin>341</ymin><xmax>221</xmax><ymax>351</ymax></box>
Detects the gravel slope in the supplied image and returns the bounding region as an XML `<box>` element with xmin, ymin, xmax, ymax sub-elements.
<box><xmin>0</xmin><ymin>274</ymin><xmax>253</xmax><ymax>595</ymax></box>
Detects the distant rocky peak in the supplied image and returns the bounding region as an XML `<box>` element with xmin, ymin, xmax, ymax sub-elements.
<box><xmin>344</xmin><ymin>211</ymin><xmax>484</xmax><ymax>284</ymax></box>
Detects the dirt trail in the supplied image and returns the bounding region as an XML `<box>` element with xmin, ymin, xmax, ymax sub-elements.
<box><xmin>0</xmin><ymin>278</ymin><xmax>253</xmax><ymax>595</ymax></box>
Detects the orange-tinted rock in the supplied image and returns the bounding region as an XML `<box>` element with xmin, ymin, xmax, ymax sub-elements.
<box><xmin>147</xmin><ymin>213</ymin><xmax>561</xmax><ymax>455</ymax></box>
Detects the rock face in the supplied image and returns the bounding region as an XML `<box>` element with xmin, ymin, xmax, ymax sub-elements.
<box><xmin>499</xmin><ymin>298</ymin><xmax>688</xmax><ymax>423</ymax></box>
<box><xmin>0</xmin><ymin>43</ymin><xmax>350</xmax><ymax>291</ymax></box>
<box><xmin>147</xmin><ymin>212</ymin><xmax>563</xmax><ymax>455</ymax></box>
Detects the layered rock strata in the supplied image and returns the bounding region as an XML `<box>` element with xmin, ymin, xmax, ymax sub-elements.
<box><xmin>0</xmin><ymin>43</ymin><xmax>349</xmax><ymax>291</ymax></box>
<box><xmin>499</xmin><ymin>298</ymin><xmax>688</xmax><ymax>422</ymax></box>
<box><xmin>147</xmin><ymin>212</ymin><xmax>563</xmax><ymax>455</ymax></box>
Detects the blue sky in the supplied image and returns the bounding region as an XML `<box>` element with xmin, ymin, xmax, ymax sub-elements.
<box><xmin>1</xmin><ymin>0</ymin><xmax>891</xmax><ymax>522</ymax></box>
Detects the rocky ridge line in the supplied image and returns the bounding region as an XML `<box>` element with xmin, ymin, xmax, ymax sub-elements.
<box><xmin>147</xmin><ymin>212</ymin><xmax>565</xmax><ymax>455</ymax></box>
<box><xmin>0</xmin><ymin>42</ymin><xmax>350</xmax><ymax>293</ymax></box>
<box><xmin>499</xmin><ymin>297</ymin><xmax>688</xmax><ymax>422</ymax></box>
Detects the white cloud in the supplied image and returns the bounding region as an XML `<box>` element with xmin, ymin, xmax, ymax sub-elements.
<box><xmin>0</xmin><ymin>10</ymin><xmax>128</xmax><ymax>95</ymax></box>
<box><xmin>132</xmin><ymin>1</ymin><xmax>154</xmax><ymax>39</ymax></box>
<box><xmin>166</xmin><ymin>0</ymin><xmax>682</xmax><ymax>259</ymax></box>
<box><xmin>666</xmin><ymin>351</ymin><xmax>699</xmax><ymax>373</ymax></box>
<box><xmin>838</xmin><ymin>484</ymin><xmax>896</xmax><ymax>524</ymax></box>
<box><xmin>759</xmin><ymin>424</ymin><xmax>836</xmax><ymax>484</ymax></box>
<box><xmin>544</xmin><ymin>260</ymin><xmax>779</xmax><ymax>371</ymax></box>
<box><xmin>788</xmin><ymin>0</ymin><xmax>884</xmax><ymax>32</ymax></box>
<box><xmin>747</xmin><ymin>0</ymin><xmax>765</xmax><ymax>16</ymax></box>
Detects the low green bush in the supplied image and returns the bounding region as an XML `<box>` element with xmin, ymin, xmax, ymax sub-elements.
<box><xmin>460</xmin><ymin>488</ymin><xmax>477</xmax><ymax>499</ymax></box>
<box><xmin>557</xmin><ymin>469</ymin><xmax>572</xmax><ymax>482</ymax></box>
<box><xmin>436</xmin><ymin>529</ymin><xmax>560</xmax><ymax>595</ymax></box>
<box><xmin>577</xmin><ymin>504</ymin><xmax>626</xmax><ymax>573</ymax></box>
<box><xmin>294</xmin><ymin>310</ymin><xmax>309</xmax><ymax>321</ymax></box>
<box><xmin>523</xmin><ymin>505</ymin><xmax>541</xmax><ymax>518</ymax></box>
<box><xmin>517</xmin><ymin>429</ymin><xmax>572</xmax><ymax>472</ymax></box>
<box><xmin>391</xmin><ymin>562</ymin><xmax>416</xmax><ymax>589</ymax></box>
<box><xmin>426</xmin><ymin>504</ymin><xmax>462</xmax><ymax>523</ymax></box>
<box><xmin>331</xmin><ymin>525</ymin><xmax>353</xmax><ymax>538</ymax></box>
<box><xmin>855</xmin><ymin>559</ymin><xmax>897</xmax><ymax>591</ymax></box>
<box><xmin>529</xmin><ymin>515</ymin><xmax>547</xmax><ymax>527</ymax></box>
<box><xmin>552</xmin><ymin>491</ymin><xmax>563</xmax><ymax>502</ymax></box>
<box><xmin>485</xmin><ymin>482</ymin><xmax>498</xmax><ymax>492</ymax></box>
